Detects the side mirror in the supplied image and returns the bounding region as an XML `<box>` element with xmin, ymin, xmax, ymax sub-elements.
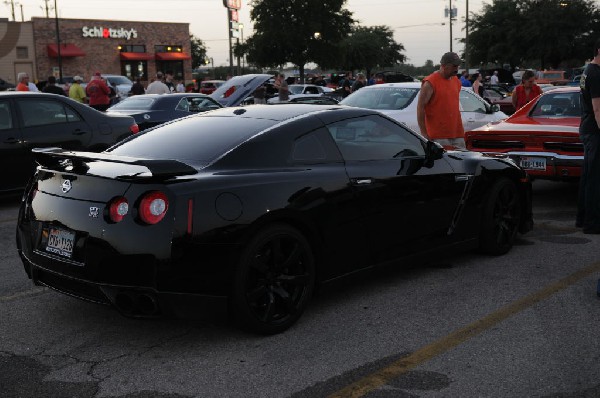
<box><xmin>490</xmin><ymin>104</ymin><xmax>501</xmax><ymax>113</ymax></box>
<box><xmin>424</xmin><ymin>140</ymin><xmax>444</xmax><ymax>167</ymax></box>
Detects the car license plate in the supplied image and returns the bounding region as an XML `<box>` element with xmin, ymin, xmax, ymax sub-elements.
<box><xmin>519</xmin><ymin>156</ymin><xmax>546</xmax><ymax>171</ymax></box>
<box><xmin>45</xmin><ymin>227</ymin><xmax>75</xmax><ymax>258</ymax></box>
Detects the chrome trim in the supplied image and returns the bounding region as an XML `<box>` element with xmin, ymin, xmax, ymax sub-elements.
<box><xmin>483</xmin><ymin>151</ymin><xmax>583</xmax><ymax>161</ymax></box>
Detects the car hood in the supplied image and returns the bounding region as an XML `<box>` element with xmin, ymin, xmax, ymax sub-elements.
<box><xmin>210</xmin><ymin>74</ymin><xmax>272</xmax><ymax>107</ymax></box>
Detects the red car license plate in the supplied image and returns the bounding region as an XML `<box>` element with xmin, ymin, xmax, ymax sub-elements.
<box><xmin>45</xmin><ymin>227</ymin><xmax>75</xmax><ymax>258</ymax></box>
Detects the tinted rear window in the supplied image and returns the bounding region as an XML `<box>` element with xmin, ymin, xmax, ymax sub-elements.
<box><xmin>108</xmin><ymin>115</ymin><xmax>276</xmax><ymax>163</ymax></box>
<box><xmin>341</xmin><ymin>87</ymin><xmax>419</xmax><ymax>110</ymax></box>
<box><xmin>110</xmin><ymin>97</ymin><xmax>156</xmax><ymax>110</ymax></box>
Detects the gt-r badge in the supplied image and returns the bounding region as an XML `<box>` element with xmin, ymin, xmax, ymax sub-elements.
<box><xmin>61</xmin><ymin>180</ymin><xmax>72</xmax><ymax>193</ymax></box>
<box><xmin>89</xmin><ymin>207</ymin><xmax>99</xmax><ymax>218</ymax></box>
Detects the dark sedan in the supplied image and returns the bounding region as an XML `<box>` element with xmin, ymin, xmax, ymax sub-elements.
<box><xmin>1</xmin><ymin>92</ymin><xmax>139</xmax><ymax>194</ymax></box>
<box><xmin>106</xmin><ymin>93</ymin><xmax>222</xmax><ymax>131</ymax></box>
<box><xmin>17</xmin><ymin>105</ymin><xmax>533</xmax><ymax>334</ymax></box>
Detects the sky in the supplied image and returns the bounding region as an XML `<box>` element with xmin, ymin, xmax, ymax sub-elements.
<box><xmin>8</xmin><ymin>0</ymin><xmax>491</xmax><ymax>67</ymax></box>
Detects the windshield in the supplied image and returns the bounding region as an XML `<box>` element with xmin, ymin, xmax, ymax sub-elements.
<box><xmin>109</xmin><ymin>97</ymin><xmax>155</xmax><ymax>110</ymax></box>
<box><xmin>106</xmin><ymin>76</ymin><xmax>133</xmax><ymax>85</ymax></box>
<box><xmin>530</xmin><ymin>91</ymin><xmax>580</xmax><ymax>117</ymax></box>
<box><xmin>288</xmin><ymin>85</ymin><xmax>305</xmax><ymax>95</ymax></box>
<box><xmin>340</xmin><ymin>87</ymin><xmax>419</xmax><ymax>110</ymax></box>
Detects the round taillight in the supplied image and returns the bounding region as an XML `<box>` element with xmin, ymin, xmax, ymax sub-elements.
<box><xmin>139</xmin><ymin>191</ymin><xmax>168</xmax><ymax>225</ymax></box>
<box><xmin>109</xmin><ymin>197</ymin><xmax>129</xmax><ymax>223</ymax></box>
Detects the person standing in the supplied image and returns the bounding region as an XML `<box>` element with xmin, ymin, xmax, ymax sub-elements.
<box><xmin>176</xmin><ymin>79</ymin><xmax>185</xmax><ymax>93</ymax></box>
<box><xmin>490</xmin><ymin>70</ymin><xmax>499</xmax><ymax>85</ymax></box>
<box><xmin>351</xmin><ymin>73</ymin><xmax>366</xmax><ymax>92</ymax></box>
<box><xmin>16</xmin><ymin>72</ymin><xmax>30</xmax><ymax>91</ymax></box>
<box><xmin>86</xmin><ymin>72</ymin><xmax>111</xmax><ymax>111</ymax></box>
<box><xmin>129</xmin><ymin>77</ymin><xmax>145</xmax><ymax>96</ymax></box>
<box><xmin>273</xmin><ymin>73</ymin><xmax>289</xmax><ymax>102</ymax></box>
<box><xmin>472</xmin><ymin>73</ymin><xmax>484</xmax><ymax>97</ymax></box>
<box><xmin>146</xmin><ymin>72</ymin><xmax>170</xmax><ymax>94</ymax></box>
<box><xmin>576</xmin><ymin>38</ymin><xmax>600</xmax><ymax>234</ymax></box>
<box><xmin>164</xmin><ymin>71</ymin><xmax>176</xmax><ymax>93</ymax></box>
<box><xmin>341</xmin><ymin>72</ymin><xmax>353</xmax><ymax>98</ymax></box>
<box><xmin>69</xmin><ymin>76</ymin><xmax>86</xmax><ymax>103</ymax></box>
<box><xmin>42</xmin><ymin>76</ymin><xmax>66</xmax><ymax>96</ymax></box>
<box><xmin>460</xmin><ymin>71</ymin><xmax>472</xmax><ymax>87</ymax></box>
<box><xmin>416</xmin><ymin>52</ymin><xmax>465</xmax><ymax>149</ymax></box>
<box><xmin>512</xmin><ymin>70</ymin><xmax>543</xmax><ymax>111</ymax></box>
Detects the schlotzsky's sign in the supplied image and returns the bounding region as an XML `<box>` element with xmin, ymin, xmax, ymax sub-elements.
<box><xmin>82</xmin><ymin>26</ymin><xmax>138</xmax><ymax>40</ymax></box>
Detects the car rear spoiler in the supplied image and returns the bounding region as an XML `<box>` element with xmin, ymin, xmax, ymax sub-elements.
<box><xmin>32</xmin><ymin>147</ymin><xmax>198</xmax><ymax>180</ymax></box>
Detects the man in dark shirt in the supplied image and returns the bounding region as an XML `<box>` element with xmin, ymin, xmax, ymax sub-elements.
<box><xmin>577</xmin><ymin>38</ymin><xmax>600</xmax><ymax>234</ymax></box>
<box><xmin>42</xmin><ymin>76</ymin><xmax>66</xmax><ymax>96</ymax></box>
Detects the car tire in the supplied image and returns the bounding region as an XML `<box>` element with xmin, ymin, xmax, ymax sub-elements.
<box><xmin>230</xmin><ymin>224</ymin><xmax>315</xmax><ymax>334</ymax></box>
<box><xmin>479</xmin><ymin>178</ymin><xmax>522</xmax><ymax>255</ymax></box>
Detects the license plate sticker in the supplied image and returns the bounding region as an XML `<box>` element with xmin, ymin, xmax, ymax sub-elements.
<box><xmin>45</xmin><ymin>227</ymin><xmax>75</xmax><ymax>258</ymax></box>
<box><xmin>519</xmin><ymin>156</ymin><xmax>546</xmax><ymax>171</ymax></box>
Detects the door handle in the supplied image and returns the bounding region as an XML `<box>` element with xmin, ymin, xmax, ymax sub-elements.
<box><xmin>3</xmin><ymin>137</ymin><xmax>19</xmax><ymax>144</ymax></box>
<box><xmin>351</xmin><ymin>178</ymin><xmax>373</xmax><ymax>185</ymax></box>
<box><xmin>72</xmin><ymin>129</ymin><xmax>87</xmax><ymax>136</ymax></box>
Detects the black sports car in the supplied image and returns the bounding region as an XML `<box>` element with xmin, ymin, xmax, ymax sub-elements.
<box><xmin>1</xmin><ymin>92</ymin><xmax>139</xmax><ymax>194</ymax></box>
<box><xmin>16</xmin><ymin>105</ymin><xmax>533</xmax><ymax>334</ymax></box>
<box><xmin>106</xmin><ymin>93</ymin><xmax>222</xmax><ymax>131</ymax></box>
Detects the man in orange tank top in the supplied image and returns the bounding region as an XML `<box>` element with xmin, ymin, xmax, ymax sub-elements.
<box><xmin>417</xmin><ymin>52</ymin><xmax>465</xmax><ymax>149</ymax></box>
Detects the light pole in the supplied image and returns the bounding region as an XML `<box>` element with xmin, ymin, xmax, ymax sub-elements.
<box><xmin>54</xmin><ymin>0</ymin><xmax>63</xmax><ymax>82</ymax></box>
<box><xmin>239</xmin><ymin>23</ymin><xmax>244</xmax><ymax>71</ymax></box>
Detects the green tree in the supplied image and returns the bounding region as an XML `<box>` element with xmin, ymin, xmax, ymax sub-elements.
<box><xmin>190</xmin><ymin>35</ymin><xmax>208</xmax><ymax>69</ymax></box>
<box><xmin>246</xmin><ymin>0</ymin><xmax>355</xmax><ymax>81</ymax></box>
<box><xmin>466</xmin><ymin>0</ymin><xmax>600</xmax><ymax>69</ymax></box>
<box><xmin>338</xmin><ymin>26</ymin><xmax>406</xmax><ymax>78</ymax></box>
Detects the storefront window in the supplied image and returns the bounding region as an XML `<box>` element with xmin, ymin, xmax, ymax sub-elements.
<box><xmin>122</xmin><ymin>61</ymin><xmax>147</xmax><ymax>81</ymax></box>
<box><xmin>154</xmin><ymin>45</ymin><xmax>182</xmax><ymax>53</ymax></box>
<box><xmin>120</xmin><ymin>45</ymin><xmax>146</xmax><ymax>53</ymax></box>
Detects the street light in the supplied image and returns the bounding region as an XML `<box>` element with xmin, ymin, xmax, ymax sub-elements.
<box><xmin>239</xmin><ymin>23</ymin><xmax>245</xmax><ymax>71</ymax></box>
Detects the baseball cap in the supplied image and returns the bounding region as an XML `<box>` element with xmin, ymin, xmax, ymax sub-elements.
<box><xmin>73</xmin><ymin>75</ymin><xmax>83</xmax><ymax>81</ymax></box>
<box><xmin>440</xmin><ymin>52</ymin><xmax>462</xmax><ymax>66</ymax></box>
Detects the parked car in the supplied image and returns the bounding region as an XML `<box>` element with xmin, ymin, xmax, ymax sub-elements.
<box><xmin>267</xmin><ymin>84</ymin><xmax>330</xmax><ymax>103</ymax></box>
<box><xmin>210</xmin><ymin>74</ymin><xmax>274</xmax><ymax>107</ymax></box>
<box><xmin>339</xmin><ymin>82</ymin><xmax>508</xmax><ymax>134</ymax></box>
<box><xmin>482</xmin><ymin>87</ymin><xmax>515</xmax><ymax>115</ymax></box>
<box><xmin>198</xmin><ymin>80</ymin><xmax>225</xmax><ymax>95</ymax></box>
<box><xmin>106</xmin><ymin>93</ymin><xmax>222</xmax><ymax>131</ymax></box>
<box><xmin>465</xmin><ymin>86</ymin><xmax>581</xmax><ymax>180</ymax></box>
<box><xmin>535</xmin><ymin>70</ymin><xmax>569</xmax><ymax>86</ymax></box>
<box><xmin>16</xmin><ymin>105</ymin><xmax>533</xmax><ymax>334</ymax></box>
<box><xmin>0</xmin><ymin>92</ymin><xmax>139</xmax><ymax>194</ymax></box>
<box><xmin>0</xmin><ymin>77</ymin><xmax>16</xmax><ymax>91</ymax></box>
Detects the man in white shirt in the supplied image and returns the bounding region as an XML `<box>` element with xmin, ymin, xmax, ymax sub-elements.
<box><xmin>145</xmin><ymin>72</ymin><xmax>170</xmax><ymax>94</ymax></box>
<box><xmin>490</xmin><ymin>70</ymin><xmax>499</xmax><ymax>85</ymax></box>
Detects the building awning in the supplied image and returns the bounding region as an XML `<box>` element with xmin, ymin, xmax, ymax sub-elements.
<box><xmin>155</xmin><ymin>52</ymin><xmax>191</xmax><ymax>61</ymax></box>
<box><xmin>120</xmin><ymin>52</ymin><xmax>155</xmax><ymax>61</ymax></box>
<box><xmin>47</xmin><ymin>44</ymin><xmax>86</xmax><ymax>58</ymax></box>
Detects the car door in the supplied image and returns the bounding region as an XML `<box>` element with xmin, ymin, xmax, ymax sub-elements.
<box><xmin>327</xmin><ymin>114</ymin><xmax>467</xmax><ymax>266</ymax></box>
<box><xmin>460</xmin><ymin>89</ymin><xmax>499</xmax><ymax>131</ymax></box>
<box><xmin>15</xmin><ymin>97</ymin><xmax>93</xmax><ymax>155</ymax></box>
<box><xmin>0</xmin><ymin>99</ymin><xmax>29</xmax><ymax>192</ymax></box>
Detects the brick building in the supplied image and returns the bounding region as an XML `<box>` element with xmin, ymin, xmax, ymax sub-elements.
<box><xmin>0</xmin><ymin>17</ymin><xmax>192</xmax><ymax>85</ymax></box>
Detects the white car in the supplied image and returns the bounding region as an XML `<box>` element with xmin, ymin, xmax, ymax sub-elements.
<box><xmin>339</xmin><ymin>82</ymin><xmax>508</xmax><ymax>134</ymax></box>
<box><xmin>267</xmin><ymin>84</ymin><xmax>331</xmax><ymax>103</ymax></box>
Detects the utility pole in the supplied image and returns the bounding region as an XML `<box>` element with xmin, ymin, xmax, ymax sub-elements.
<box><xmin>465</xmin><ymin>0</ymin><xmax>469</xmax><ymax>71</ymax></box>
<box><xmin>42</xmin><ymin>0</ymin><xmax>52</xmax><ymax>18</ymax></box>
<box><xmin>449</xmin><ymin>0</ymin><xmax>453</xmax><ymax>52</ymax></box>
<box><xmin>4</xmin><ymin>0</ymin><xmax>15</xmax><ymax>21</ymax></box>
<box><xmin>54</xmin><ymin>0</ymin><xmax>62</xmax><ymax>82</ymax></box>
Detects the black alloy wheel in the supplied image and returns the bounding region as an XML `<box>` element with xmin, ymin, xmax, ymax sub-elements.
<box><xmin>231</xmin><ymin>224</ymin><xmax>315</xmax><ymax>334</ymax></box>
<box><xmin>479</xmin><ymin>178</ymin><xmax>522</xmax><ymax>255</ymax></box>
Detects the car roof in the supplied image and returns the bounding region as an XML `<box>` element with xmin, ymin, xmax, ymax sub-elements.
<box><xmin>200</xmin><ymin>104</ymin><xmax>368</xmax><ymax>122</ymax></box>
<box><xmin>360</xmin><ymin>82</ymin><xmax>422</xmax><ymax>89</ymax></box>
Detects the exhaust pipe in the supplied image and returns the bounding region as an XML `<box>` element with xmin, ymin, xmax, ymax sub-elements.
<box><xmin>136</xmin><ymin>294</ymin><xmax>159</xmax><ymax>315</ymax></box>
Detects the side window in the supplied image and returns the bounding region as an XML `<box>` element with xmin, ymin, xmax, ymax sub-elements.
<box><xmin>0</xmin><ymin>101</ymin><xmax>13</xmax><ymax>130</ymax></box>
<box><xmin>17</xmin><ymin>99</ymin><xmax>81</xmax><ymax>127</ymax></box>
<box><xmin>460</xmin><ymin>90</ymin><xmax>487</xmax><ymax>113</ymax></box>
<box><xmin>175</xmin><ymin>98</ymin><xmax>189</xmax><ymax>111</ymax></box>
<box><xmin>327</xmin><ymin>115</ymin><xmax>425</xmax><ymax>161</ymax></box>
<box><xmin>292</xmin><ymin>133</ymin><xmax>327</xmax><ymax>162</ymax></box>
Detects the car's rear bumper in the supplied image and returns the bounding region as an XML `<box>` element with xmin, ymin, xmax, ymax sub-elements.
<box><xmin>484</xmin><ymin>151</ymin><xmax>583</xmax><ymax>179</ymax></box>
